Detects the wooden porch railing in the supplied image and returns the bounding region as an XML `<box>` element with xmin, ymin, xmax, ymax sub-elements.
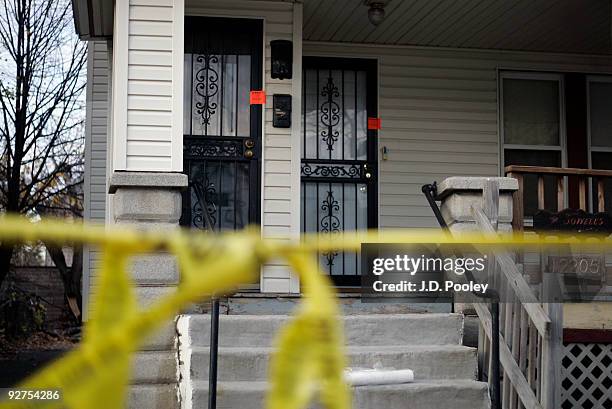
<box><xmin>470</xmin><ymin>180</ymin><xmax>561</xmax><ymax>409</ymax></box>
<box><xmin>505</xmin><ymin>165</ymin><xmax>612</xmax><ymax>231</ymax></box>
<box><xmin>498</xmin><ymin>166</ymin><xmax>611</xmax><ymax>408</ymax></box>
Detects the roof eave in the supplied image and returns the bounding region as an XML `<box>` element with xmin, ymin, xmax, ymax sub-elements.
<box><xmin>72</xmin><ymin>0</ymin><xmax>113</xmax><ymax>41</ymax></box>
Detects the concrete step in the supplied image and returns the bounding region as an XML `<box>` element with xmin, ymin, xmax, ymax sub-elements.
<box><xmin>179</xmin><ymin>313</ymin><xmax>463</xmax><ymax>348</ymax></box>
<box><xmin>199</xmin><ymin>294</ymin><xmax>451</xmax><ymax>315</ymax></box>
<box><xmin>189</xmin><ymin>345</ymin><xmax>477</xmax><ymax>382</ymax></box>
<box><xmin>189</xmin><ymin>380</ymin><xmax>490</xmax><ymax>409</ymax></box>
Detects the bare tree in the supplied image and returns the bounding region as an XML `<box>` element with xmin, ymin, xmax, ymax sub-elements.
<box><xmin>0</xmin><ymin>0</ymin><xmax>86</xmax><ymax>287</ymax></box>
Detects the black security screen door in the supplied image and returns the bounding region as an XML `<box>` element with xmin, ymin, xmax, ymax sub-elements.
<box><xmin>181</xmin><ymin>17</ymin><xmax>262</xmax><ymax>231</ymax></box>
<box><xmin>301</xmin><ymin>57</ymin><xmax>378</xmax><ymax>286</ymax></box>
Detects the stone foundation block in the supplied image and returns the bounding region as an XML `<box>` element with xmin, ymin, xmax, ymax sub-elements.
<box><xmin>113</xmin><ymin>188</ymin><xmax>182</xmax><ymax>223</ymax></box>
<box><xmin>128</xmin><ymin>384</ymin><xmax>178</xmax><ymax>409</ymax></box>
<box><xmin>131</xmin><ymin>351</ymin><xmax>177</xmax><ymax>384</ymax></box>
<box><xmin>130</xmin><ymin>254</ymin><xmax>180</xmax><ymax>285</ymax></box>
<box><xmin>135</xmin><ymin>286</ymin><xmax>177</xmax><ymax>310</ymax></box>
<box><xmin>141</xmin><ymin>321</ymin><xmax>177</xmax><ymax>351</ymax></box>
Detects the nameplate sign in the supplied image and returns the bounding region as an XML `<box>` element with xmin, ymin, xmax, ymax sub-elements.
<box><xmin>533</xmin><ymin>209</ymin><xmax>612</xmax><ymax>233</ymax></box>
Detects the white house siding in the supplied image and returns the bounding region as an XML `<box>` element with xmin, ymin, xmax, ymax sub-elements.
<box><xmin>185</xmin><ymin>0</ymin><xmax>302</xmax><ymax>293</ymax></box>
<box><xmin>91</xmin><ymin>2</ymin><xmax>612</xmax><ymax>295</ymax></box>
<box><xmin>83</xmin><ymin>41</ymin><xmax>110</xmax><ymax>319</ymax></box>
<box><xmin>111</xmin><ymin>0</ymin><xmax>183</xmax><ymax>172</ymax></box>
<box><xmin>303</xmin><ymin>42</ymin><xmax>612</xmax><ymax>228</ymax></box>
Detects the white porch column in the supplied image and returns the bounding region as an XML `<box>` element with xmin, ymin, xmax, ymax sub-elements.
<box><xmin>107</xmin><ymin>0</ymin><xmax>185</xmax><ymax>408</ymax></box>
<box><xmin>110</xmin><ymin>0</ymin><xmax>184</xmax><ymax>172</ymax></box>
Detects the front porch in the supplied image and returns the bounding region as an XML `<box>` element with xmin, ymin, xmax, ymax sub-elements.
<box><xmin>83</xmin><ymin>0</ymin><xmax>612</xmax><ymax>293</ymax></box>
<box><xmin>77</xmin><ymin>1</ymin><xmax>612</xmax><ymax>408</ymax></box>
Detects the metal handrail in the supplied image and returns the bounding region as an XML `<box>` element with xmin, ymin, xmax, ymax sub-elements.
<box><xmin>208</xmin><ymin>298</ymin><xmax>220</xmax><ymax>409</ymax></box>
<box><xmin>191</xmin><ymin>181</ymin><xmax>220</xmax><ymax>409</ymax></box>
<box><xmin>421</xmin><ymin>183</ymin><xmax>501</xmax><ymax>409</ymax></box>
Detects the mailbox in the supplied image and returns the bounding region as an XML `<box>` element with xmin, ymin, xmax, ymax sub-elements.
<box><xmin>273</xmin><ymin>94</ymin><xmax>291</xmax><ymax>128</ymax></box>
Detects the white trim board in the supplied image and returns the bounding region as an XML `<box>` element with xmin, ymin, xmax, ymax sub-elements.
<box><xmin>289</xmin><ymin>2</ymin><xmax>303</xmax><ymax>293</ymax></box>
<box><xmin>110</xmin><ymin>0</ymin><xmax>128</xmax><ymax>171</ymax></box>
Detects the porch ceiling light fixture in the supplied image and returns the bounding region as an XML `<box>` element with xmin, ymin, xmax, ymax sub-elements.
<box><xmin>365</xmin><ymin>1</ymin><xmax>386</xmax><ymax>26</ymax></box>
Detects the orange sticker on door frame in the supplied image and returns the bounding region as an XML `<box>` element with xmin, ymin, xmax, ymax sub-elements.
<box><xmin>250</xmin><ymin>90</ymin><xmax>266</xmax><ymax>105</ymax></box>
<box><xmin>368</xmin><ymin>117</ymin><xmax>382</xmax><ymax>130</ymax></box>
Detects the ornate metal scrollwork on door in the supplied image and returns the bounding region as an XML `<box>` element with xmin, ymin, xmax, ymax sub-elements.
<box><xmin>320</xmin><ymin>190</ymin><xmax>340</xmax><ymax>267</ymax></box>
<box><xmin>194</xmin><ymin>54</ymin><xmax>220</xmax><ymax>129</ymax></box>
<box><xmin>184</xmin><ymin>139</ymin><xmax>243</xmax><ymax>159</ymax></box>
<box><xmin>192</xmin><ymin>176</ymin><xmax>217</xmax><ymax>231</ymax></box>
<box><xmin>320</xmin><ymin>76</ymin><xmax>341</xmax><ymax>151</ymax></box>
<box><xmin>301</xmin><ymin>163</ymin><xmax>361</xmax><ymax>179</ymax></box>
<box><xmin>301</xmin><ymin>62</ymin><xmax>374</xmax><ymax>282</ymax></box>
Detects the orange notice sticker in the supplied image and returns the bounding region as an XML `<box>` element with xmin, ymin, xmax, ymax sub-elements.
<box><xmin>368</xmin><ymin>117</ymin><xmax>382</xmax><ymax>130</ymax></box>
<box><xmin>250</xmin><ymin>90</ymin><xmax>266</xmax><ymax>105</ymax></box>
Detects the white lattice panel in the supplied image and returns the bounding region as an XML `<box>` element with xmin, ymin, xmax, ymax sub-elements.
<box><xmin>561</xmin><ymin>343</ymin><xmax>612</xmax><ymax>409</ymax></box>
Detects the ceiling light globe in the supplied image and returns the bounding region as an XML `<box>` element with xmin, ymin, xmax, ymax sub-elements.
<box><xmin>368</xmin><ymin>5</ymin><xmax>386</xmax><ymax>26</ymax></box>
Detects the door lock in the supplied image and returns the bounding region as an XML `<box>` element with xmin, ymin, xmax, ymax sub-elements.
<box><xmin>244</xmin><ymin>149</ymin><xmax>254</xmax><ymax>159</ymax></box>
<box><xmin>245</xmin><ymin>139</ymin><xmax>255</xmax><ymax>149</ymax></box>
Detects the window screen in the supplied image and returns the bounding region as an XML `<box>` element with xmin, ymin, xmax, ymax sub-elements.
<box><xmin>589</xmin><ymin>81</ymin><xmax>612</xmax><ymax>148</ymax></box>
<box><xmin>589</xmin><ymin>80</ymin><xmax>612</xmax><ymax>214</ymax></box>
<box><xmin>503</xmin><ymin>78</ymin><xmax>560</xmax><ymax>146</ymax></box>
<box><xmin>502</xmin><ymin>74</ymin><xmax>564</xmax><ymax>216</ymax></box>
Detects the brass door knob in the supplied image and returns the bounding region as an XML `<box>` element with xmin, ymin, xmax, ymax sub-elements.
<box><xmin>244</xmin><ymin>149</ymin><xmax>254</xmax><ymax>159</ymax></box>
<box><xmin>245</xmin><ymin>139</ymin><xmax>255</xmax><ymax>149</ymax></box>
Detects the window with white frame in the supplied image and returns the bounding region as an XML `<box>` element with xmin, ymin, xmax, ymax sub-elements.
<box><xmin>588</xmin><ymin>77</ymin><xmax>612</xmax><ymax>213</ymax></box>
<box><xmin>501</xmin><ymin>72</ymin><xmax>566</xmax><ymax>216</ymax></box>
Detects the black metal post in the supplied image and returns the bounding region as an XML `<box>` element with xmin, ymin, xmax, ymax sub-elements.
<box><xmin>208</xmin><ymin>298</ymin><xmax>220</xmax><ymax>409</ymax></box>
<box><xmin>421</xmin><ymin>183</ymin><xmax>449</xmax><ymax>229</ymax></box>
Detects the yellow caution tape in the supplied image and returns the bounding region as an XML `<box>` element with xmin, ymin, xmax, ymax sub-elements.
<box><xmin>268</xmin><ymin>251</ymin><xmax>349</xmax><ymax>409</ymax></box>
<box><xmin>0</xmin><ymin>214</ymin><xmax>609</xmax><ymax>409</ymax></box>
